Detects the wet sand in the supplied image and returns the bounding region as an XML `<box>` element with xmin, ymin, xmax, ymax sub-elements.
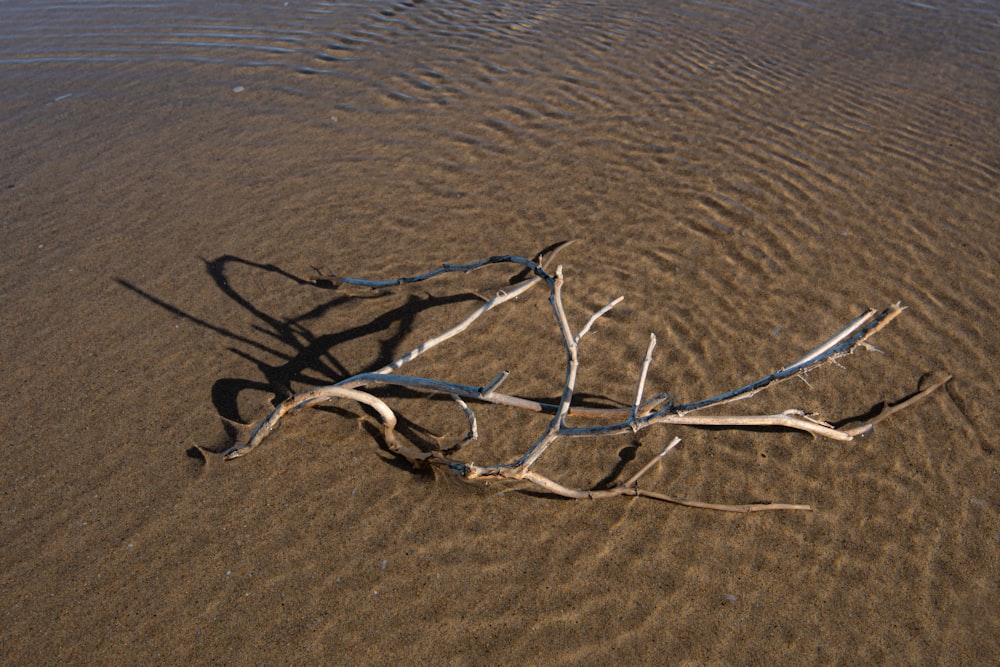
<box><xmin>1</xmin><ymin>0</ymin><xmax>998</xmax><ymax>663</ymax></box>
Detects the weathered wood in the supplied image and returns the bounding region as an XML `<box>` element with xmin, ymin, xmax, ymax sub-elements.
<box><xmin>221</xmin><ymin>244</ymin><xmax>949</xmax><ymax>512</ymax></box>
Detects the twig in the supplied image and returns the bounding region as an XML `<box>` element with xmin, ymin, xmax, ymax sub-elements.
<box><xmin>624</xmin><ymin>436</ymin><xmax>680</xmax><ymax>487</ymax></box>
<box><xmin>631</xmin><ymin>334</ymin><xmax>657</xmax><ymax>423</ymax></box>
<box><xmin>449</xmin><ymin>393</ymin><xmax>478</xmax><ymax>450</ymax></box>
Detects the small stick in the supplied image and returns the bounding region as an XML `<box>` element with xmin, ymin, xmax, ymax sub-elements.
<box><xmin>631</xmin><ymin>333</ymin><xmax>657</xmax><ymax>422</ymax></box>
<box><xmin>623</xmin><ymin>436</ymin><xmax>680</xmax><ymax>487</ymax></box>
<box><xmin>517</xmin><ymin>470</ymin><xmax>813</xmax><ymax>512</ymax></box>
<box><xmin>451</xmin><ymin>393</ymin><xmax>478</xmax><ymax>443</ymax></box>
<box><xmin>374</xmin><ymin>274</ymin><xmax>546</xmax><ymax>375</ymax></box>
<box><xmin>575</xmin><ymin>296</ymin><xmax>624</xmax><ymax>343</ymax></box>
<box><xmin>480</xmin><ymin>370</ymin><xmax>510</xmax><ymax>397</ymax></box>
<box><xmin>784</xmin><ymin>308</ymin><xmax>879</xmax><ymax>372</ymax></box>
<box><xmin>842</xmin><ymin>372</ymin><xmax>952</xmax><ymax>437</ymax></box>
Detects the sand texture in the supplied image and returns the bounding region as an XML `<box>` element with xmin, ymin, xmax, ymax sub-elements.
<box><xmin>1</xmin><ymin>0</ymin><xmax>998</xmax><ymax>664</ymax></box>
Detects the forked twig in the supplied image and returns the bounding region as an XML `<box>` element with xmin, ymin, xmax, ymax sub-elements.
<box><xmin>220</xmin><ymin>244</ymin><xmax>949</xmax><ymax>512</ymax></box>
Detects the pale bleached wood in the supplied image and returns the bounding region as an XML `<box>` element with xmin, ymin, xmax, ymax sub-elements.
<box><xmin>221</xmin><ymin>245</ymin><xmax>948</xmax><ymax>512</ymax></box>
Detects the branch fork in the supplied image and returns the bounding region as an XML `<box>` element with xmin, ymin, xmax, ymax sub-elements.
<box><xmin>221</xmin><ymin>243</ymin><xmax>949</xmax><ymax>512</ymax></box>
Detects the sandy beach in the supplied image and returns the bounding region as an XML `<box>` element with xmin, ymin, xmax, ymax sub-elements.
<box><xmin>1</xmin><ymin>0</ymin><xmax>998</xmax><ymax>663</ymax></box>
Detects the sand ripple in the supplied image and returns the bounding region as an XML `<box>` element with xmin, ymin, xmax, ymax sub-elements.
<box><xmin>1</xmin><ymin>0</ymin><xmax>998</xmax><ymax>664</ymax></box>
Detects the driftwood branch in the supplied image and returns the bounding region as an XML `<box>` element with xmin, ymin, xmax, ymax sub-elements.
<box><xmin>220</xmin><ymin>243</ymin><xmax>949</xmax><ymax>512</ymax></box>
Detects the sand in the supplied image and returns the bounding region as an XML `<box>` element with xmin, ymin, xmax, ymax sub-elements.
<box><xmin>1</xmin><ymin>0</ymin><xmax>998</xmax><ymax>663</ymax></box>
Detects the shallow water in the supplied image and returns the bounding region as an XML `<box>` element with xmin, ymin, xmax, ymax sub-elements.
<box><xmin>1</xmin><ymin>1</ymin><xmax>998</xmax><ymax>664</ymax></box>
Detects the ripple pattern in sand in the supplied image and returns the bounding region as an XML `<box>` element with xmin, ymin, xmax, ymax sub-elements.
<box><xmin>2</xmin><ymin>0</ymin><xmax>998</xmax><ymax>664</ymax></box>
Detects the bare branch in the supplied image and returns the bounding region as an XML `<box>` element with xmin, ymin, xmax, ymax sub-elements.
<box><xmin>624</xmin><ymin>436</ymin><xmax>680</xmax><ymax>487</ymax></box>
<box><xmin>219</xmin><ymin>247</ymin><xmax>948</xmax><ymax>512</ymax></box>
<box><xmin>374</xmin><ymin>272</ymin><xmax>546</xmax><ymax>375</ymax></box>
<box><xmin>576</xmin><ymin>296</ymin><xmax>624</xmax><ymax>343</ymax></box>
